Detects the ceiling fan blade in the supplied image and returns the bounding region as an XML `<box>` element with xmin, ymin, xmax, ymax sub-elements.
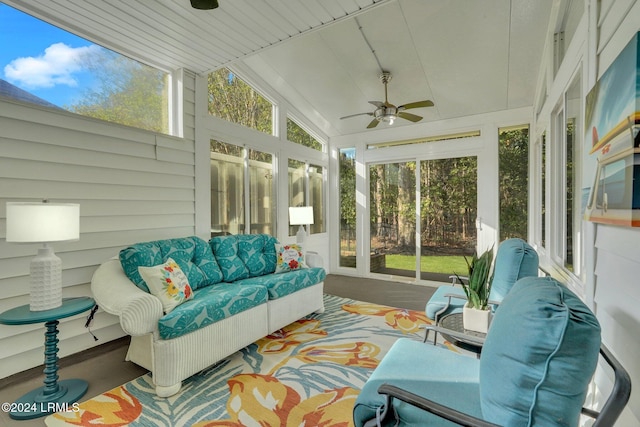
<box><xmin>367</xmin><ymin>118</ymin><xmax>380</xmax><ymax>129</ymax></box>
<box><xmin>399</xmin><ymin>100</ymin><xmax>434</xmax><ymax>110</ymax></box>
<box><xmin>369</xmin><ymin>101</ymin><xmax>385</xmax><ymax>108</ymax></box>
<box><xmin>340</xmin><ymin>112</ymin><xmax>373</xmax><ymax>120</ymax></box>
<box><xmin>398</xmin><ymin>112</ymin><xmax>423</xmax><ymax>123</ymax></box>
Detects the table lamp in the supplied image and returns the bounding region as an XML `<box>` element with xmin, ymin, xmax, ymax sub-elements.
<box><xmin>6</xmin><ymin>201</ymin><xmax>80</xmax><ymax>311</ymax></box>
<box><xmin>289</xmin><ymin>206</ymin><xmax>314</xmax><ymax>245</ymax></box>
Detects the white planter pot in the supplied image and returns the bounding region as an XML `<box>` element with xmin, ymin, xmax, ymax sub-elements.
<box><xmin>463</xmin><ymin>303</ymin><xmax>491</xmax><ymax>334</ymax></box>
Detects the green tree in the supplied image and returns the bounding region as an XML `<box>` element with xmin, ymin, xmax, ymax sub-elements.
<box><xmin>207</xmin><ymin>68</ymin><xmax>272</xmax><ymax>134</ymax></box>
<box><xmin>420</xmin><ymin>157</ymin><xmax>476</xmax><ymax>249</ymax></box>
<box><xmin>499</xmin><ymin>127</ymin><xmax>529</xmax><ymax>240</ymax></box>
<box><xmin>70</xmin><ymin>48</ymin><xmax>168</xmax><ymax>133</ymax></box>
<box><xmin>287</xmin><ymin>118</ymin><xmax>322</xmax><ymax>150</ymax></box>
<box><xmin>339</xmin><ymin>150</ymin><xmax>356</xmax><ymax>229</ymax></box>
<box><xmin>339</xmin><ymin>149</ymin><xmax>357</xmax><ymax>256</ymax></box>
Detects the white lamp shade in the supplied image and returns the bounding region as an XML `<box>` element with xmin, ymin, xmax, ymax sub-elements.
<box><xmin>6</xmin><ymin>202</ymin><xmax>80</xmax><ymax>243</ymax></box>
<box><xmin>289</xmin><ymin>206</ymin><xmax>314</xmax><ymax>225</ymax></box>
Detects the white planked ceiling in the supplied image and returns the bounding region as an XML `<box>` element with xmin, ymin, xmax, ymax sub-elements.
<box><xmin>3</xmin><ymin>0</ymin><xmax>553</xmax><ymax>137</ymax></box>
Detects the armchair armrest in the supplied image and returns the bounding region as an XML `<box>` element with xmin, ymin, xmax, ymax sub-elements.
<box><xmin>443</xmin><ymin>293</ymin><xmax>468</xmax><ymax>300</ymax></box>
<box><xmin>448</xmin><ymin>275</ymin><xmax>468</xmax><ymax>286</ymax></box>
<box><xmin>305</xmin><ymin>251</ymin><xmax>324</xmax><ymax>269</ymax></box>
<box><xmin>444</xmin><ymin>294</ymin><xmax>501</xmax><ymax>308</ymax></box>
<box><xmin>91</xmin><ymin>258</ymin><xmax>163</xmax><ymax>336</ymax></box>
<box><xmin>433</xmin><ymin>292</ymin><xmax>469</xmax><ymax>324</ymax></box>
<box><xmin>374</xmin><ymin>384</ymin><xmax>501</xmax><ymax>427</ymax></box>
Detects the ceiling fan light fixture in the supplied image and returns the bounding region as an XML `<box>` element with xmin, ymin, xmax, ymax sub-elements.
<box><xmin>380</xmin><ymin>114</ymin><xmax>396</xmax><ymax>125</ymax></box>
<box><xmin>190</xmin><ymin>0</ymin><xmax>219</xmax><ymax>10</ymax></box>
<box><xmin>374</xmin><ymin>107</ymin><xmax>397</xmax><ymax>125</ymax></box>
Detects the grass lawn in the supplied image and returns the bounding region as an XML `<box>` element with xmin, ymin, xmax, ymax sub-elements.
<box><xmin>385</xmin><ymin>254</ymin><xmax>469</xmax><ymax>275</ymax></box>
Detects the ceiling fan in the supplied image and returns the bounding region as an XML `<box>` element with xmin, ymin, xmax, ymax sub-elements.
<box><xmin>340</xmin><ymin>72</ymin><xmax>434</xmax><ymax>129</ymax></box>
<box><xmin>190</xmin><ymin>0</ymin><xmax>219</xmax><ymax>10</ymax></box>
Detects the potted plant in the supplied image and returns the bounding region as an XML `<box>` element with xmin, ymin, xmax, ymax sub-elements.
<box><xmin>455</xmin><ymin>247</ymin><xmax>494</xmax><ymax>333</ymax></box>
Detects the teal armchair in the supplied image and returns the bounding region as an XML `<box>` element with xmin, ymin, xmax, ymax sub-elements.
<box><xmin>354</xmin><ymin>276</ymin><xmax>631</xmax><ymax>427</ymax></box>
<box><xmin>425</xmin><ymin>238</ymin><xmax>539</xmax><ymax>324</ymax></box>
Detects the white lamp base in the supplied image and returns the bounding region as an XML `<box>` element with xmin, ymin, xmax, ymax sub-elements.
<box><xmin>30</xmin><ymin>246</ymin><xmax>63</xmax><ymax>311</ymax></box>
<box><xmin>296</xmin><ymin>225</ymin><xmax>306</xmax><ymax>246</ymax></box>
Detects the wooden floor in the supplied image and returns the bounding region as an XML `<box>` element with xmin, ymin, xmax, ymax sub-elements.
<box><xmin>323</xmin><ymin>273</ymin><xmax>436</xmax><ymax>311</ymax></box>
<box><xmin>0</xmin><ymin>274</ymin><xmax>436</xmax><ymax>427</ymax></box>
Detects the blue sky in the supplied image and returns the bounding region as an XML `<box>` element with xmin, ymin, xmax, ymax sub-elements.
<box><xmin>0</xmin><ymin>3</ymin><xmax>99</xmax><ymax>107</ymax></box>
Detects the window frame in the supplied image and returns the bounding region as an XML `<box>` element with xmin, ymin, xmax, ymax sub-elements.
<box><xmin>550</xmin><ymin>65</ymin><xmax>583</xmax><ymax>282</ymax></box>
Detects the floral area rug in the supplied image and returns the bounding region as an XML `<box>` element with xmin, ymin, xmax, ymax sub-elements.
<box><xmin>46</xmin><ymin>294</ymin><xmax>459</xmax><ymax>426</ymax></box>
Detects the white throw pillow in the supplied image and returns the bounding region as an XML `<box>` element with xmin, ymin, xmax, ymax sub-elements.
<box><xmin>138</xmin><ymin>258</ymin><xmax>193</xmax><ymax>313</ymax></box>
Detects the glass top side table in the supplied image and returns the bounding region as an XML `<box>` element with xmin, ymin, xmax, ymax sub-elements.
<box><xmin>439</xmin><ymin>312</ymin><xmax>486</xmax><ymax>356</ymax></box>
<box><xmin>0</xmin><ymin>296</ymin><xmax>95</xmax><ymax>420</ymax></box>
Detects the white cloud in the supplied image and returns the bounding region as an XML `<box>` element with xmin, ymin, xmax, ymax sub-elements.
<box><xmin>3</xmin><ymin>42</ymin><xmax>100</xmax><ymax>89</ymax></box>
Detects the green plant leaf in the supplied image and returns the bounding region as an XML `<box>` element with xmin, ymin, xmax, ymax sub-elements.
<box><xmin>460</xmin><ymin>246</ymin><xmax>494</xmax><ymax>309</ymax></box>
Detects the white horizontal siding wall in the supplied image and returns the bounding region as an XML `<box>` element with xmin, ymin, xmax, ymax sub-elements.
<box><xmin>0</xmin><ymin>71</ymin><xmax>197</xmax><ymax>378</ymax></box>
<box><xmin>590</xmin><ymin>0</ymin><xmax>640</xmax><ymax>425</ymax></box>
<box><xmin>593</xmin><ymin>226</ymin><xmax>640</xmax><ymax>425</ymax></box>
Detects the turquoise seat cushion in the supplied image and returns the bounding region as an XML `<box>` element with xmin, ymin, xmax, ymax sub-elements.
<box><xmin>487</xmin><ymin>238</ymin><xmax>539</xmax><ymax>302</ymax></box>
<box><xmin>236</xmin><ymin>234</ymin><xmax>277</xmax><ymax>277</ymax></box>
<box><xmin>353</xmin><ymin>338</ymin><xmax>482</xmax><ymax>427</ymax></box>
<box><xmin>120</xmin><ymin>236</ymin><xmax>224</xmax><ymax>292</ymax></box>
<box><xmin>479</xmin><ymin>276</ymin><xmax>601</xmax><ymax>426</ymax></box>
<box><xmin>234</xmin><ymin>267</ymin><xmax>326</xmax><ymax>300</ymax></box>
<box><xmin>209</xmin><ymin>235</ymin><xmax>250</xmax><ymax>282</ymax></box>
<box><xmin>158</xmin><ymin>282</ymin><xmax>268</xmax><ymax>340</ymax></box>
<box><xmin>425</xmin><ymin>285</ymin><xmax>467</xmax><ymax>319</ymax></box>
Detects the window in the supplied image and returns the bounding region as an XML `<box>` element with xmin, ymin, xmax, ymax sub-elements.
<box><xmin>553</xmin><ymin>0</ymin><xmax>584</xmax><ymax>76</ymax></box>
<box><xmin>210</xmin><ymin>140</ymin><xmax>275</xmax><ymax>235</ymax></box>
<box><xmin>288</xmin><ymin>159</ymin><xmax>307</xmax><ymax>236</ymax></box>
<box><xmin>0</xmin><ymin>4</ymin><xmax>169</xmax><ymax>134</ymax></box>
<box><xmin>564</xmin><ymin>73</ymin><xmax>581</xmax><ymax>273</ymax></box>
<box><xmin>499</xmin><ymin>126</ymin><xmax>529</xmax><ymax>240</ymax></box>
<box><xmin>553</xmin><ymin>71</ymin><xmax>582</xmax><ymax>275</ymax></box>
<box><xmin>249</xmin><ymin>151</ymin><xmax>275</xmax><ymax>235</ymax></box>
<box><xmin>288</xmin><ymin>159</ymin><xmax>325</xmax><ymax>237</ymax></box>
<box><xmin>308</xmin><ymin>163</ymin><xmax>325</xmax><ymax>234</ymax></box>
<box><xmin>207</xmin><ymin>68</ymin><xmax>273</xmax><ymax>135</ymax></box>
<box><xmin>287</xmin><ymin>117</ymin><xmax>323</xmax><ymax>151</ymax></box>
<box><xmin>339</xmin><ymin>148</ymin><xmax>357</xmax><ymax>268</ymax></box>
<box><xmin>210</xmin><ymin>140</ymin><xmax>245</xmax><ymax>235</ymax></box>
<box><xmin>540</xmin><ymin>132</ymin><xmax>547</xmax><ymax>248</ymax></box>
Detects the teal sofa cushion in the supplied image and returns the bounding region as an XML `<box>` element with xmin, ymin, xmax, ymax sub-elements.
<box><xmin>479</xmin><ymin>276</ymin><xmax>601</xmax><ymax>426</ymax></box>
<box><xmin>236</xmin><ymin>234</ymin><xmax>277</xmax><ymax>277</ymax></box>
<box><xmin>158</xmin><ymin>282</ymin><xmax>268</xmax><ymax>339</ymax></box>
<box><xmin>353</xmin><ymin>338</ymin><xmax>482</xmax><ymax>427</ymax></box>
<box><xmin>210</xmin><ymin>235</ymin><xmax>250</xmax><ymax>282</ymax></box>
<box><xmin>119</xmin><ymin>236</ymin><xmax>224</xmax><ymax>292</ymax></box>
<box><xmin>234</xmin><ymin>267</ymin><xmax>326</xmax><ymax>300</ymax></box>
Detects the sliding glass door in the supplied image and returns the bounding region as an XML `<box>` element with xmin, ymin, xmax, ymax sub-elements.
<box><xmin>419</xmin><ymin>157</ymin><xmax>477</xmax><ymax>281</ymax></box>
<box><xmin>369</xmin><ymin>162</ymin><xmax>416</xmax><ymax>277</ymax></box>
<box><xmin>369</xmin><ymin>157</ymin><xmax>477</xmax><ymax>281</ymax></box>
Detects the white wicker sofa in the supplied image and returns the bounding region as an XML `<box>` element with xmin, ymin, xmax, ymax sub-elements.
<box><xmin>91</xmin><ymin>234</ymin><xmax>325</xmax><ymax>397</ymax></box>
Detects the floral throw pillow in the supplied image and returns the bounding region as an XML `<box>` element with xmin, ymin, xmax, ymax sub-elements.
<box><xmin>275</xmin><ymin>243</ymin><xmax>307</xmax><ymax>273</ymax></box>
<box><xmin>138</xmin><ymin>258</ymin><xmax>193</xmax><ymax>313</ymax></box>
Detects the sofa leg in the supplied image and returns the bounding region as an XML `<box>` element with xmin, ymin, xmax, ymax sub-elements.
<box><xmin>315</xmin><ymin>304</ymin><xmax>325</xmax><ymax>314</ymax></box>
<box><xmin>156</xmin><ymin>382</ymin><xmax>181</xmax><ymax>397</ymax></box>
